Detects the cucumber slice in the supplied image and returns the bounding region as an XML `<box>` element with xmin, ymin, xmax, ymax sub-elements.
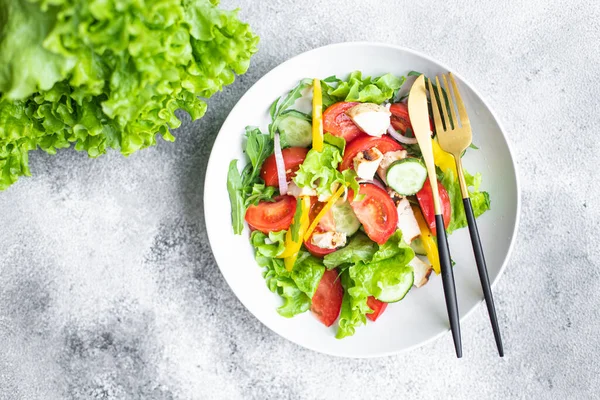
<box><xmin>331</xmin><ymin>201</ymin><xmax>360</xmax><ymax>236</ymax></box>
<box><xmin>278</xmin><ymin>111</ymin><xmax>312</xmax><ymax>148</ymax></box>
<box><xmin>410</xmin><ymin>237</ymin><xmax>427</xmax><ymax>255</ymax></box>
<box><xmin>375</xmin><ymin>270</ymin><xmax>414</xmax><ymax>303</ymax></box>
<box><xmin>386</xmin><ymin>158</ymin><xmax>427</xmax><ymax>196</ymax></box>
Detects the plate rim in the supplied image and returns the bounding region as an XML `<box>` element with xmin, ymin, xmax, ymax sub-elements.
<box><xmin>203</xmin><ymin>41</ymin><xmax>521</xmax><ymax>358</ymax></box>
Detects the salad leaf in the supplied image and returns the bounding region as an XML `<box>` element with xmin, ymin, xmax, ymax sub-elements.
<box><xmin>291</xmin><ymin>253</ymin><xmax>326</xmax><ymax>298</ymax></box>
<box><xmin>227</xmin><ymin>160</ymin><xmax>245</xmax><ymax>234</ymax></box>
<box><xmin>0</xmin><ymin>0</ymin><xmax>259</xmax><ymax>190</ymax></box>
<box><xmin>288</xmin><ymin>199</ymin><xmax>303</xmax><ymax>242</ymax></box>
<box><xmin>251</xmin><ymin>230</ymin><xmax>286</xmax><ymax>258</ymax></box>
<box><xmin>257</xmin><ymin>254</ymin><xmax>311</xmax><ymax>317</ymax></box>
<box><xmin>323</xmin><ymin>133</ymin><xmax>346</xmax><ymax>153</ymax></box>
<box><xmin>244</xmin><ymin>183</ymin><xmax>276</xmax><ymax>207</ymax></box>
<box><xmin>336</xmin><ymin>271</ymin><xmax>370</xmax><ymax>339</ymax></box>
<box><xmin>255</xmin><ymin>248</ymin><xmax>325</xmax><ymax>318</ymax></box>
<box><xmin>323</xmin><ymin>233</ymin><xmax>378</xmax><ymax>269</ymax></box>
<box><xmin>325</xmin><ymin>71</ymin><xmax>405</xmax><ymax>104</ymax></box>
<box><xmin>243</xmin><ymin>126</ymin><xmax>273</xmax><ymax>186</ymax></box>
<box><xmin>441</xmin><ymin>168</ymin><xmax>491</xmax><ymax>234</ymax></box>
<box><xmin>293</xmin><ymin>143</ymin><xmax>343</xmax><ymax>199</ymax></box>
<box><xmin>335</xmin><ymin>231</ymin><xmax>415</xmax><ymax>338</ymax></box>
<box><xmin>269</xmin><ymin>78</ymin><xmax>313</xmax><ymax>136</ymax></box>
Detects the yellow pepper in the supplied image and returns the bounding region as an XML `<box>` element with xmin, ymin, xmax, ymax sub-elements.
<box><xmin>279</xmin><ymin>196</ymin><xmax>311</xmax><ymax>271</ymax></box>
<box><xmin>312</xmin><ymin>78</ymin><xmax>324</xmax><ymax>152</ymax></box>
<box><xmin>432</xmin><ymin>137</ymin><xmax>457</xmax><ymax>176</ymax></box>
<box><xmin>303</xmin><ymin>184</ymin><xmax>346</xmax><ymax>242</ymax></box>
<box><xmin>412</xmin><ymin>205</ymin><xmax>441</xmax><ymax>275</ymax></box>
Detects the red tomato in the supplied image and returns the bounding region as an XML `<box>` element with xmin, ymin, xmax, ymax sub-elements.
<box><xmin>390</xmin><ymin>102</ymin><xmax>412</xmax><ymax>132</ymax></box>
<box><xmin>339</xmin><ymin>134</ymin><xmax>404</xmax><ymax>171</ymax></box>
<box><xmin>366</xmin><ymin>296</ymin><xmax>388</xmax><ymax>322</ymax></box>
<box><xmin>311</xmin><ymin>269</ymin><xmax>344</xmax><ymax>327</ymax></box>
<box><xmin>349</xmin><ymin>184</ymin><xmax>398</xmax><ymax>244</ymax></box>
<box><xmin>245</xmin><ymin>195</ymin><xmax>297</xmax><ymax>234</ymax></box>
<box><xmin>390</xmin><ymin>102</ymin><xmax>433</xmax><ymax>133</ymax></box>
<box><xmin>416</xmin><ymin>179</ymin><xmax>452</xmax><ymax>235</ymax></box>
<box><xmin>323</xmin><ymin>102</ymin><xmax>363</xmax><ymax>143</ymax></box>
<box><xmin>260</xmin><ymin>147</ymin><xmax>309</xmax><ymax>187</ymax></box>
<box><xmin>303</xmin><ymin>202</ymin><xmax>337</xmax><ymax>258</ymax></box>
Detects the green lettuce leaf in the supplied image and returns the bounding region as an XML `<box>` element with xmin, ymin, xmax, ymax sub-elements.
<box><xmin>323</xmin><ymin>233</ymin><xmax>378</xmax><ymax>270</ymax></box>
<box><xmin>335</xmin><ymin>231</ymin><xmax>415</xmax><ymax>338</ymax></box>
<box><xmin>251</xmin><ymin>230</ymin><xmax>286</xmax><ymax>258</ymax></box>
<box><xmin>324</xmin><ymin>71</ymin><xmax>405</xmax><ymax>105</ymax></box>
<box><xmin>293</xmin><ymin>143</ymin><xmax>359</xmax><ymax>199</ymax></box>
<box><xmin>0</xmin><ymin>0</ymin><xmax>259</xmax><ymax>190</ymax></box>
<box><xmin>440</xmin><ymin>168</ymin><xmax>491</xmax><ymax>233</ymax></box>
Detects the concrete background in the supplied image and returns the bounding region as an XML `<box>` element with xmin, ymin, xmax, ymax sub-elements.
<box><xmin>1</xmin><ymin>0</ymin><xmax>599</xmax><ymax>398</ymax></box>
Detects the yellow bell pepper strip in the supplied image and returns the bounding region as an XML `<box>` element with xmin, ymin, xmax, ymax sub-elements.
<box><xmin>303</xmin><ymin>184</ymin><xmax>346</xmax><ymax>242</ymax></box>
<box><xmin>279</xmin><ymin>196</ymin><xmax>312</xmax><ymax>270</ymax></box>
<box><xmin>432</xmin><ymin>137</ymin><xmax>457</xmax><ymax>176</ymax></box>
<box><xmin>412</xmin><ymin>205</ymin><xmax>441</xmax><ymax>275</ymax></box>
<box><xmin>312</xmin><ymin>78</ymin><xmax>324</xmax><ymax>152</ymax></box>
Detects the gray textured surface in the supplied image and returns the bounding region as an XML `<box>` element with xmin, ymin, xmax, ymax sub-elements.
<box><xmin>1</xmin><ymin>1</ymin><xmax>599</xmax><ymax>399</ymax></box>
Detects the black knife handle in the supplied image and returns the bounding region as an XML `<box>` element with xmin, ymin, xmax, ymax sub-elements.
<box><xmin>436</xmin><ymin>214</ymin><xmax>462</xmax><ymax>358</ymax></box>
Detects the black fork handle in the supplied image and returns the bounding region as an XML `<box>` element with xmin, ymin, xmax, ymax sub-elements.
<box><xmin>463</xmin><ymin>198</ymin><xmax>504</xmax><ymax>357</ymax></box>
<box><xmin>435</xmin><ymin>214</ymin><xmax>462</xmax><ymax>358</ymax></box>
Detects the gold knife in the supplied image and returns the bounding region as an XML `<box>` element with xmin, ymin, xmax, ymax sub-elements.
<box><xmin>408</xmin><ymin>74</ymin><xmax>462</xmax><ymax>358</ymax></box>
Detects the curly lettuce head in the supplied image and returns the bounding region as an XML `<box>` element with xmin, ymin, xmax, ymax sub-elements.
<box><xmin>0</xmin><ymin>0</ymin><xmax>259</xmax><ymax>189</ymax></box>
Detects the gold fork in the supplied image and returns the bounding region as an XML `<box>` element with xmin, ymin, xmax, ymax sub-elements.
<box><xmin>429</xmin><ymin>73</ymin><xmax>504</xmax><ymax>357</ymax></box>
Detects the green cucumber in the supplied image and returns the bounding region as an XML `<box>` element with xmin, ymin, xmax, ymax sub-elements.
<box><xmin>386</xmin><ymin>158</ymin><xmax>427</xmax><ymax>196</ymax></box>
<box><xmin>278</xmin><ymin>110</ymin><xmax>312</xmax><ymax>148</ymax></box>
<box><xmin>331</xmin><ymin>201</ymin><xmax>360</xmax><ymax>236</ymax></box>
<box><xmin>410</xmin><ymin>237</ymin><xmax>427</xmax><ymax>255</ymax></box>
<box><xmin>375</xmin><ymin>270</ymin><xmax>414</xmax><ymax>303</ymax></box>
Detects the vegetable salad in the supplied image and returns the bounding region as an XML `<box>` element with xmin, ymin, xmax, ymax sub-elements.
<box><xmin>227</xmin><ymin>71</ymin><xmax>490</xmax><ymax>338</ymax></box>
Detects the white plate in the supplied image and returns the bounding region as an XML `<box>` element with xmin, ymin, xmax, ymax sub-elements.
<box><xmin>204</xmin><ymin>42</ymin><xmax>520</xmax><ymax>358</ymax></box>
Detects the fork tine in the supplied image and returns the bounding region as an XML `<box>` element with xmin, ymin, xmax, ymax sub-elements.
<box><xmin>434</xmin><ymin>76</ymin><xmax>450</xmax><ymax>131</ymax></box>
<box><xmin>442</xmin><ymin>74</ymin><xmax>458</xmax><ymax>130</ymax></box>
<box><xmin>427</xmin><ymin>77</ymin><xmax>444</xmax><ymax>133</ymax></box>
<box><xmin>448</xmin><ymin>73</ymin><xmax>470</xmax><ymax>127</ymax></box>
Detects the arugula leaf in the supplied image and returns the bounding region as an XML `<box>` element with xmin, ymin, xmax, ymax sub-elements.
<box><xmin>440</xmin><ymin>168</ymin><xmax>491</xmax><ymax>233</ymax></box>
<box><xmin>269</xmin><ymin>78</ymin><xmax>313</xmax><ymax>136</ymax></box>
<box><xmin>243</xmin><ymin>126</ymin><xmax>273</xmax><ymax>185</ymax></box>
<box><xmin>227</xmin><ymin>160</ymin><xmax>245</xmax><ymax>234</ymax></box>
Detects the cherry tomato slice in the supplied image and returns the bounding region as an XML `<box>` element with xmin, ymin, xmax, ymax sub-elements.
<box><xmin>416</xmin><ymin>179</ymin><xmax>451</xmax><ymax>235</ymax></box>
<box><xmin>245</xmin><ymin>195</ymin><xmax>297</xmax><ymax>234</ymax></box>
<box><xmin>260</xmin><ymin>147</ymin><xmax>309</xmax><ymax>187</ymax></box>
<box><xmin>311</xmin><ymin>269</ymin><xmax>344</xmax><ymax>327</ymax></box>
<box><xmin>323</xmin><ymin>102</ymin><xmax>363</xmax><ymax>143</ymax></box>
<box><xmin>366</xmin><ymin>296</ymin><xmax>388</xmax><ymax>321</ymax></box>
<box><xmin>349</xmin><ymin>183</ymin><xmax>398</xmax><ymax>245</ymax></box>
<box><xmin>339</xmin><ymin>134</ymin><xmax>404</xmax><ymax>171</ymax></box>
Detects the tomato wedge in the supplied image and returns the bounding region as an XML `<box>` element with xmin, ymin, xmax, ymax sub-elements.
<box><xmin>366</xmin><ymin>296</ymin><xmax>388</xmax><ymax>322</ymax></box>
<box><xmin>303</xmin><ymin>202</ymin><xmax>337</xmax><ymax>258</ymax></box>
<box><xmin>349</xmin><ymin>183</ymin><xmax>398</xmax><ymax>244</ymax></box>
<box><xmin>260</xmin><ymin>147</ymin><xmax>309</xmax><ymax>187</ymax></box>
<box><xmin>339</xmin><ymin>134</ymin><xmax>404</xmax><ymax>171</ymax></box>
<box><xmin>323</xmin><ymin>102</ymin><xmax>363</xmax><ymax>143</ymax></box>
<box><xmin>245</xmin><ymin>195</ymin><xmax>297</xmax><ymax>234</ymax></box>
<box><xmin>311</xmin><ymin>269</ymin><xmax>344</xmax><ymax>327</ymax></box>
<box><xmin>416</xmin><ymin>179</ymin><xmax>451</xmax><ymax>235</ymax></box>
<box><xmin>390</xmin><ymin>102</ymin><xmax>433</xmax><ymax>133</ymax></box>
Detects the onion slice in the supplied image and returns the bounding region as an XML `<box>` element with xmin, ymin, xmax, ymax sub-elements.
<box><xmin>273</xmin><ymin>133</ymin><xmax>288</xmax><ymax>194</ymax></box>
<box><xmin>387</xmin><ymin>125</ymin><xmax>418</xmax><ymax>145</ymax></box>
<box><xmin>358</xmin><ymin>178</ymin><xmax>386</xmax><ymax>191</ymax></box>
